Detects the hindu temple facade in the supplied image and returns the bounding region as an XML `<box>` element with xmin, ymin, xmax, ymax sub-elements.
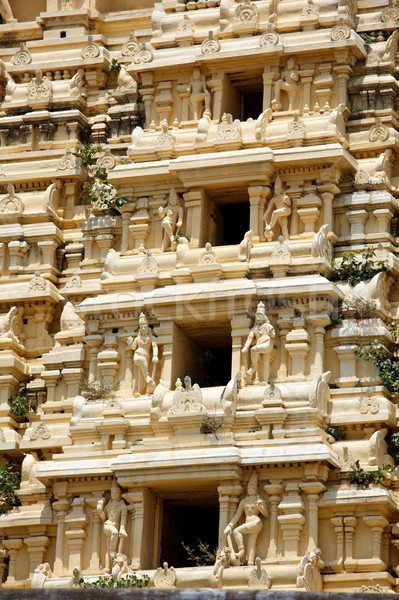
<box><xmin>0</xmin><ymin>0</ymin><xmax>398</xmax><ymax>592</ymax></box>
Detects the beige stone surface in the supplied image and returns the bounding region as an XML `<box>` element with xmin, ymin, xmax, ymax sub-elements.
<box><xmin>0</xmin><ymin>0</ymin><xmax>398</xmax><ymax>593</ymax></box>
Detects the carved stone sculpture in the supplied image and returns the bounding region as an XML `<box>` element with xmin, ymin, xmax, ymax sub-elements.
<box><xmin>271</xmin><ymin>57</ymin><xmax>299</xmax><ymax>111</ymax></box>
<box><xmin>0</xmin><ymin>306</ymin><xmax>22</xmax><ymax>343</ymax></box>
<box><xmin>27</xmin><ymin>70</ymin><xmax>52</xmax><ymax>101</ymax></box>
<box><xmin>127</xmin><ymin>312</ymin><xmax>159</xmax><ymax>395</ymax></box>
<box><xmin>60</xmin><ymin>301</ymin><xmax>85</xmax><ymax>333</ymax></box>
<box><xmin>168</xmin><ymin>376</ymin><xmax>204</xmax><ymax>415</ymax></box>
<box><xmin>0</xmin><ymin>0</ymin><xmax>14</xmax><ymax>23</ymax></box>
<box><xmin>154</xmin><ymin>562</ymin><xmax>176</xmax><ymax>587</ymax></box>
<box><xmin>238</xmin><ymin>230</ymin><xmax>253</xmax><ymax>262</ymax></box>
<box><xmin>158</xmin><ymin>188</ymin><xmax>183</xmax><ymax>252</ymax></box>
<box><xmin>211</xmin><ymin>547</ymin><xmax>231</xmax><ymax>588</ymax></box>
<box><xmin>224</xmin><ymin>471</ymin><xmax>268</xmax><ymax>565</ymax></box>
<box><xmin>0</xmin><ymin>184</ymin><xmax>24</xmax><ymax>214</ymax></box>
<box><xmin>296</xmin><ymin>547</ymin><xmax>324</xmax><ymax>592</ymax></box>
<box><xmin>248</xmin><ymin>556</ymin><xmax>271</xmax><ymax>588</ymax></box>
<box><xmin>242</xmin><ymin>302</ymin><xmax>275</xmax><ymax>384</ymax></box>
<box><xmin>189</xmin><ymin>67</ymin><xmax>211</xmax><ymax>120</ymax></box>
<box><xmin>263</xmin><ymin>177</ymin><xmax>291</xmax><ymax>240</ymax></box>
<box><xmin>31</xmin><ymin>563</ymin><xmax>52</xmax><ymax>588</ymax></box>
<box><xmin>97</xmin><ymin>481</ymin><xmax>128</xmax><ymax>572</ymax></box>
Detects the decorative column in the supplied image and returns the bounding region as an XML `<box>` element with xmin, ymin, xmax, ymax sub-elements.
<box><xmin>334</xmin><ymin>64</ymin><xmax>351</xmax><ymax>106</ymax></box>
<box><xmin>299</xmin><ymin>68</ymin><xmax>314</xmax><ymax>113</ymax></box>
<box><xmin>217</xmin><ymin>481</ymin><xmax>243</xmax><ymax>548</ymax></box>
<box><xmin>97</xmin><ymin>335</ymin><xmax>120</xmax><ymax>386</ymax></box>
<box><xmin>124</xmin><ymin>489</ymin><xmax>145</xmax><ymax>570</ymax></box>
<box><xmin>38</xmin><ymin>240</ymin><xmax>58</xmax><ymax>269</ymax></box>
<box><xmin>363</xmin><ymin>516</ymin><xmax>388</xmax><ymax>562</ymax></box>
<box><xmin>0</xmin><ymin>242</ymin><xmax>5</xmax><ymax>275</ymax></box>
<box><xmin>64</xmin><ymin>497</ymin><xmax>88</xmax><ymax>571</ymax></box>
<box><xmin>129</xmin><ymin>197</ymin><xmax>151</xmax><ymax>250</ymax></box>
<box><xmin>300</xmin><ymin>482</ymin><xmax>326</xmax><ymax>551</ymax></box>
<box><xmin>331</xmin><ymin>516</ymin><xmax>344</xmax><ymax>571</ymax></box>
<box><xmin>347</xmin><ymin>209</ymin><xmax>368</xmax><ymax>240</ymax></box>
<box><xmin>231</xmin><ymin>316</ymin><xmax>251</xmax><ymax>377</ymax></box>
<box><xmin>41</xmin><ymin>369</ymin><xmax>60</xmax><ymax>403</ymax></box>
<box><xmin>8</xmin><ymin>241</ymin><xmax>29</xmax><ymax>276</ymax></box>
<box><xmin>334</xmin><ymin>345</ymin><xmax>357</xmax><ymax>388</ymax></box>
<box><xmin>149</xmin><ymin>194</ymin><xmax>166</xmax><ymax>249</ymax></box>
<box><xmin>3</xmin><ymin>539</ymin><xmax>23</xmax><ymax>583</ymax></box>
<box><xmin>207</xmin><ymin>74</ymin><xmax>223</xmax><ymax>122</ymax></box>
<box><xmin>62</xmin><ymin>367</ymin><xmax>84</xmax><ymax>401</ymax></box>
<box><xmin>318</xmin><ymin>183</ymin><xmax>340</xmax><ymax>233</ymax></box>
<box><xmin>248</xmin><ymin>185</ymin><xmax>269</xmax><ymax>242</ymax></box>
<box><xmin>285</xmin><ymin>318</ymin><xmax>310</xmax><ymax>379</ymax></box>
<box><xmin>140</xmin><ymin>72</ymin><xmax>155</xmax><ymax>128</ymax></box>
<box><xmin>307</xmin><ymin>315</ymin><xmax>330</xmax><ymax>376</ymax></box>
<box><xmin>277</xmin><ymin>483</ymin><xmax>305</xmax><ymax>557</ymax></box>
<box><xmin>177</xmin><ymin>83</ymin><xmax>191</xmax><ymax>122</ymax></box>
<box><xmin>120</xmin><ymin>207</ymin><xmax>134</xmax><ymax>251</ymax></box>
<box><xmin>264</xmin><ymin>481</ymin><xmax>284</xmax><ymax>558</ymax></box>
<box><xmin>85</xmin><ymin>497</ymin><xmax>104</xmax><ymax>573</ymax></box>
<box><xmin>262</xmin><ymin>68</ymin><xmax>276</xmax><ymax>111</ymax></box>
<box><xmin>373</xmin><ymin>208</ymin><xmax>393</xmax><ymax>236</ymax></box>
<box><xmin>183</xmin><ymin>188</ymin><xmax>206</xmax><ymax>248</ymax></box>
<box><xmin>24</xmin><ymin>536</ymin><xmax>50</xmax><ymax>578</ymax></box>
<box><xmin>53</xmin><ymin>499</ymin><xmax>70</xmax><ymax>575</ymax></box>
<box><xmin>343</xmin><ymin>516</ymin><xmax>357</xmax><ymax>572</ymax></box>
<box><xmin>83</xmin><ymin>335</ymin><xmax>103</xmax><ymax>382</ymax></box>
<box><xmin>157</xmin><ymin>318</ymin><xmax>173</xmax><ymax>389</ymax></box>
<box><xmin>276</xmin><ymin>313</ymin><xmax>293</xmax><ymax>381</ymax></box>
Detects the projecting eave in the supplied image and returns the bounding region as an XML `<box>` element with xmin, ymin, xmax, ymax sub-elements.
<box><xmin>76</xmin><ymin>274</ymin><xmax>343</xmax><ymax>316</ymax></box>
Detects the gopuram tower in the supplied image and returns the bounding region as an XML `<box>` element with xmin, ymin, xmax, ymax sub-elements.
<box><xmin>0</xmin><ymin>0</ymin><xmax>398</xmax><ymax>592</ymax></box>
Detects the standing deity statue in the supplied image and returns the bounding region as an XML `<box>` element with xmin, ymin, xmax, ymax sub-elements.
<box><xmin>242</xmin><ymin>302</ymin><xmax>275</xmax><ymax>384</ymax></box>
<box><xmin>97</xmin><ymin>481</ymin><xmax>128</xmax><ymax>572</ymax></box>
<box><xmin>224</xmin><ymin>472</ymin><xmax>268</xmax><ymax>565</ymax></box>
<box><xmin>158</xmin><ymin>188</ymin><xmax>184</xmax><ymax>252</ymax></box>
<box><xmin>263</xmin><ymin>176</ymin><xmax>291</xmax><ymax>240</ymax></box>
<box><xmin>271</xmin><ymin>57</ymin><xmax>299</xmax><ymax>111</ymax></box>
<box><xmin>189</xmin><ymin>67</ymin><xmax>211</xmax><ymax>121</ymax></box>
<box><xmin>127</xmin><ymin>312</ymin><xmax>159</xmax><ymax>395</ymax></box>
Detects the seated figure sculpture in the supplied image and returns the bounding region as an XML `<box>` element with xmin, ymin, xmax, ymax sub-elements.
<box><xmin>242</xmin><ymin>301</ymin><xmax>275</xmax><ymax>384</ymax></box>
<box><xmin>158</xmin><ymin>188</ymin><xmax>184</xmax><ymax>252</ymax></box>
<box><xmin>127</xmin><ymin>312</ymin><xmax>159</xmax><ymax>395</ymax></box>
<box><xmin>271</xmin><ymin>57</ymin><xmax>299</xmax><ymax>111</ymax></box>
<box><xmin>97</xmin><ymin>481</ymin><xmax>128</xmax><ymax>572</ymax></box>
<box><xmin>224</xmin><ymin>471</ymin><xmax>268</xmax><ymax>565</ymax></box>
<box><xmin>263</xmin><ymin>176</ymin><xmax>291</xmax><ymax>240</ymax></box>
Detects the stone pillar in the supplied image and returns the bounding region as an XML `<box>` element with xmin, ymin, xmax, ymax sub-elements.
<box><xmin>276</xmin><ymin>314</ymin><xmax>293</xmax><ymax>381</ymax></box>
<box><xmin>157</xmin><ymin>319</ymin><xmax>173</xmax><ymax>389</ymax></box>
<box><xmin>347</xmin><ymin>209</ymin><xmax>368</xmax><ymax>239</ymax></box>
<box><xmin>0</xmin><ymin>242</ymin><xmax>5</xmax><ymax>275</ymax></box>
<box><xmin>373</xmin><ymin>208</ymin><xmax>393</xmax><ymax>236</ymax></box>
<box><xmin>41</xmin><ymin>369</ymin><xmax>60</xmax><ymax>403</ymax></box>
<box><xmin>278</xmin><ymin>483</ymin><xmax>305</xmax><ymax>557</ymax></box>
<box><xmin>124</xmin><ymin>489</ymin><xmax>145</xmax><ymax>570</ymax></box>
<box><xmin>299</xmin><ymin>69</ymin><xmax>314</xmax><ymax>113</ymax></box>
<box><xmin>217</xmin><ymin>481</ymin><xmax>243</xmax><ymax>548</ymax></box>
<box><xmin>97</xmin><ymin>336</ymin><xmax>119</xmax><ymax>386</ymax></box>
<box><xmin>334</xmin><ymin>344</ymin><xmax>357</xmax><ymax>388</ymax></box>
<box><xmin>331</xmin><ymin>516</ymin><xmax>344</xmax><ymax>570</ymax></box>
<box><xmin>3</xmin><ymin>539</ymin><xmax>23</xmax><ymax>583</ymax></box>
<box><xmin>38</xmin><ymin>240</ymin><xmax>58</xmax><ymax>268</ymax></box>
<box><xmin>149</xmin><ymin>194</ymin><xmax>166</xmax><ymax>249</ymax></box>
<box><xmin>264</xmin><ymin>481</ymin><xmax>284</xmax><ymax>558</ymax></box>
<box><xmin>307</xmin><ymin>315</ymin><xmax>330</xmax><ymax>376</ymax></box>
<box><xmin>184</xmin><ymin>188</ymin><xmax>206</xmax><ymax>248</ymax></box>
<box><xmin>8</xmin><ymin>241</ymin><xmax>29</xmax><ymax>276</ymax></box>
<box><xmin>300</xmin><ymin>482</ymin><xmax>326</xmax><ymax>551</ymax></box>
<box><xmin>62</xmin><ymin>367</ymin><xmax>84</xmax><ymax>400</ymax></box>
<box><xmin>334</xmin><ymin>65</ymin><xmax>351</xmax><ymax>106</ymax></box>
<box><xmin>64</xmin><ymin>497</ymin><xmax>88</xmax><ymax>571</ymax></box>
<box><xmin>83</xmin><ymin>335</ymin><xmax>103</xmax><ymax>382</ymax></box>
<box><xmin>177</xmin><ymin>83</ymin><xmax>191</xmax><ymax>122</ymax></box>
<box><xmin>207</xmin><ymin>75</ymin><xmax>223</xmax><ymax>121</ymax></box>
<box><xmin>120</xmin><ymin>208</ymin><xmax>134</xmax><ymax>251</ymax></box>
<box><xmin>24</xmin><ymin>536</ymin><xmax>50</xmax><ymax>578</ymax></box>
<box><xmin>85</xmin><ymin>498</ymin><xmax>104</xmax><ymax>573</ymax></box>
<box><xmin>248</xmin><ymin>185</ymin><xmax>269</xmax><ymax>242</ymax></box>
<box><xmin>318</xmin><ymin>183</ymin><xmax>340</xmax><ymax>232</ymax></box>
<box><xmin>140</xmin><ymin>72</ymin><xmax>155</xmax><ymax>128</ymax></box>
<box><xmin>285</xmin><ymin>318</ymin><xmax>310</xmax><ymax>379</ymax></box>
<box><xmin>363</xmin><ymin>516</ymin><xmax>388</xmax><ymax>560</ymax></box>
<box><xmin>53</xmin><ymin>499</ymin><xmax>70</xmax><ymax>575</ymax></box>
<box><xmin>231</xmin><ymin>316</ymin><xmax>251</xmax><ymax>378</ymax></box>
<box><xmin>343</xmin><ymin>516</ymin><xmax>357</xmax><ymax>572</ymax></box>
<box><xmin>262</xmin><ymin>69</ymin><xmax>275</xmax><ymax>111</ymax></box>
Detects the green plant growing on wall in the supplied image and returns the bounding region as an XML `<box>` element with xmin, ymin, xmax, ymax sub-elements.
<box><xmin>80</xmin><ymin>380</ymin><xmax>118</xmax><ymax>401</ymax></box>
<box><xmin>181</xmin><ymin>540</ymin><xmax>217</xmax><ymax>567</ymax></box>
<box><xmin>347</xmin><ymin>460</ymin><xmax>392</xmax><ymax>487</ymax></box>
<box><xmin>387</xmin><ymin>432</ymin><xmax>399</xmax><ymax>465</ymax></box>
<box><xmin>331</xmin><ymin>248</ymin><xmax>388</xmax><ymax>287</ymax></box>
<box><xmin>108</xmin><ymin>58</ymin><xmax>122</xmax><ymax>73</ymax></box>
<box><xmin>342</xmin><ymin>296</ymin><xmax>377</xmax><ymax>320</ymax></box>
<box><xmin>8</xmin><ymin>384</ymin><xmax>37</xmax><ymax>418</ymax></box>
<box><xmin>326</xmin><ymin>424</ymin><xmax>346</xmax><ymax>441</ymax></box>
<box><xmin>359</xmin><ymin>32</ymin><xmax>372</xmax><ymax>54</ymax></box>
<box><xmin>354</xmin><ymin>341</ymin><xmax>399</xmax><ymax>393</ymax></box>
<box><xmin>75</xmin><ymin>143</ymin><xmax>128</xmax><ymax>213</ymax></box>
<box><xmin>80</xmin><ymin>573</ymin><xmax>150</xmax><ymax>588</ymax></box>
<box><xmin>200</xmin><ymin>416</ymin><xmax>223</xmax><ymax>436</ymax></box>
<box><xmin>0</xmin><ymin>462</ymin><xmax>20</xmax><ymax>514</ymax></box>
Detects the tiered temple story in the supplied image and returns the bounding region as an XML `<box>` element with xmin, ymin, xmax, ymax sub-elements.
<box><xmin>0</xmin><ymin>0</ymin><xmax>399</xmax><ymax>592</ymax></box>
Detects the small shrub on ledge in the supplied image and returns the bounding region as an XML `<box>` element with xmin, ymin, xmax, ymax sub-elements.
<box><xmin>0</xmin><ymin>461</ymin><xmax>20</xmax><ymax>514</ymax></box>
<box><xmin>347</xmin><ymin>460</ymin><xmax>392</xmax><ymax>487</ymax></box>
<box><xmin>80</xmin><ymin>379</ymin><xmax>118</xmax><ymax>401</ymax></box>
<box><xmin>80</xmin><ymin>573</ymin><xmax>150</xmax><ymax>588</ymax></box>
<box><xmin>8</xmin><ymin>384</ymin><xmax>37</xmax><ymax>419</ymax></box>
<box><xmin>331</xmin><ymin>248</ymin><xmax>389</xmax><ymax>287</ymax></box>
<box><xmin>354</xmin><ymin>341</ymin><xmax>399</xmax><ymax>393</ymax></box>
